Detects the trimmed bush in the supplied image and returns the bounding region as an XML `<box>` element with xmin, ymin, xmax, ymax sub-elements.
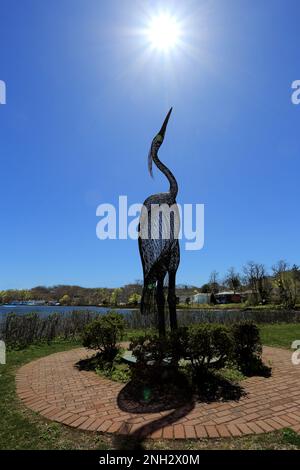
<box><xmin>82</xmin><ymin>312</ymin><xmax>125</xmax><ymax>361</ymax></box>
<box><xmin>130</xmin><ymin>334</ymin><xmax>167</xmax><ymax>365</ymax></box>
<box><xmin>130</xmin><ymin>327</ymin><xmax>189</xmax><ymax>368</ymax></box>
<box><xmin>231</xmin><ymin>321</ymin><xmax>270</xmax><ymax>376</ymax></box>
<box><xmin>129</xmin><ymin>333</ymin><xmax>192</xmax><ymax>407</ymax></box>
<box><xmin>129</xmin><ymin>332</ymin><xmax>188</xmax><ymax>391</ymax></box>
<box><xmin>129</xmin><ymin>334</ymin><xmax>168</xmax><ymax>382</ymax></box>
<box><xmin>168</xmin><ymin>327</ymin><xmax>189</xmax><ymax>364</ymax></box>
<box><xmin>186</xmin><ymin>324</ymin><xmax>233</xmax><ymax>374</ymax></box>
<box><xmin>130</xmin><ymin>325</ymin><xmax>234</xmax><ymax>381</ymax></box>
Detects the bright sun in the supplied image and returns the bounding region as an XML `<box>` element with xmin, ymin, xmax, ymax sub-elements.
<box><xmin>146</xmin><ymin>14</ymin><xmax>181</xmax><ymax>51</ymax></box>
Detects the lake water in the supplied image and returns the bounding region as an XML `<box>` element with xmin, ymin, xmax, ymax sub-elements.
<box><xmin>0</xmin><ymin>305</ymin><xmax>246</xmax><ymax>326</ymax></box>
<box><xmin>0</xmin><ymin>305</ymin><xmax>137</xmax><ymax>319</ymax></box>
<box><xmin>1</xmin><ymin>305</ymin><xmax>297</xmax><ymax>325</ymax></box>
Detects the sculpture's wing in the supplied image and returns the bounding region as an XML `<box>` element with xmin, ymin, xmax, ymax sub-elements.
<box><xmin>139</xmin><ymin>203</ymin><xmax>180</xmax><ymax>280</ymax></box>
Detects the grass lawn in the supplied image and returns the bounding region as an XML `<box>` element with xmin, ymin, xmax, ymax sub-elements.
<box><xmin>0</xmin><ymin>340</ymin><xmax>110</xmax><ymax>450</ymax></box>
<box><xmin>1</xmin><ymin>324</ymin><xmax>300</xmax><ymax>450</ymax></box>
<box><xmin>259</xmin><ymin>323</ymin><xmax>300</xmax><ymax>349</ymax></box>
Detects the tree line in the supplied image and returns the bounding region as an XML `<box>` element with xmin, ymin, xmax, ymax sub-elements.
<box><xmin>0</xmin><ymin>284</ymin><xmax>142</xmax><ymax>307</ymax></box>
<box><xmin>0</xmin><ymin>282</ymin><xmax>200</xmax><ymax>308</ymax></box>
<box><xmin>200</xmin><ymin>260</ymin><xmax>300</xmax><ymax>308</ymax></box>
<box><xmin>1</xmin><ymin>260</ymin><xmax>299</xmax><ymax>309</ymax></box>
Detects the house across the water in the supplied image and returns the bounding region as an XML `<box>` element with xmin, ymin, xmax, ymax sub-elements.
<box><xmin>191</xmin><ymin>293</ymin><xmax>214</xmax><ymax>305</ymax></box>
<box><xmin>215</xmin><ymin>291</ymin><xmax>242</xmax><ymax>304</ymax></box>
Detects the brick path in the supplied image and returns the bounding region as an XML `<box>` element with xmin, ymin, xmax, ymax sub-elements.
<box><xmin>16</xmin><ymin>346</ymin><xmax>300</xmax><ymax>439</ymax></box>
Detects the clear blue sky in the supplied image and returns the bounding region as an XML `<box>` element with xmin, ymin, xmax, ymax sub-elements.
<box><xmin>1</xmin><ymin>0</ymin><xmax>299</xmax><ymax>289</ymax></box>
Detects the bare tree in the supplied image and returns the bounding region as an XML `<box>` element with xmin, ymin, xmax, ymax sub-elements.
<box><xmin>243</xmin><ymin>261</ymin><xmax>272</xmax><ymax>304</ymax></box>
<box><xmin>209</xmin><ymin>270</ymin><xmax>220</xmax><ymax>294</ymax></box>
<box><xmin>224</xmin><ymin>267</ymin><xmax>241</xmax><ymax>294</ymax></box>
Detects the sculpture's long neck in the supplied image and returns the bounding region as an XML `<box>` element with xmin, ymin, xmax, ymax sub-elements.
<box><xmin>152</xmin><ymin>149</ymin><xmax>178</xmax><ymax>199</ymax></box>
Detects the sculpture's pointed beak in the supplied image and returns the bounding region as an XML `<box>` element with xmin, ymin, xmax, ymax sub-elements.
<box><xmin>158</xmin><ymin>107</ymin><xmax>173</xmax><ymax>139</ymax></box>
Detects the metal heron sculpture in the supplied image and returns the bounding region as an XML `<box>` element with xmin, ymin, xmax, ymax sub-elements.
<box><xmin>138</xmin><ymin>108</ymin><xmax>180</xmax><ymax>337</ymax></box>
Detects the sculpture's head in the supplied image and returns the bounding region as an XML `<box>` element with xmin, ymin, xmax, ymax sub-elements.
<box><xmin>148</xmin><ymin>107</ymin><xmax>172</xmax><ymax>177</ymax></box>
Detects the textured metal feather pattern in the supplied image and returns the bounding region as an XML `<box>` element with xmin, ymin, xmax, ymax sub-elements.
<box><xmin>139</xmin><ymin>203</ymin><xmax>180</xmax><ymax>280</ymax></box>
<box><xmin>138</xmin><ymin>109</ymin><xmax>180</xmax><ymax>333</ymax></box>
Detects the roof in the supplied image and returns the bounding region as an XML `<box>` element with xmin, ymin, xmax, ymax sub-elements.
<box><xmin>192</xmin><ymin>293</ymin><xmax>211</xmax><ymax>297</ymax></box>
<box><xmin>216</xmin><ymin>291</ymin><xmax>234</xmax><ymax>295</ymax></box>
<box><xmin>215</xmin><ymin>291</ymin><xmax>242</xmax><ymax>296</ymax></box>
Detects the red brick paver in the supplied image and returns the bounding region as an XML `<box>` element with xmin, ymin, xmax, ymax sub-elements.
<box><xmin>16</xmin><ymin>346</ymin><xmax>300</xmax><ymax>439</ymax></box>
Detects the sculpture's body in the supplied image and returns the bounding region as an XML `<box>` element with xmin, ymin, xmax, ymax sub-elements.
<box><xmin>138</xmin><ymin>108</ymin><xmax>180</xmax><ymax>337</ymax></box>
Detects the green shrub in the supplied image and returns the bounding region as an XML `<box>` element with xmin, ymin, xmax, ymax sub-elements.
<box><xmin>168</xmin><ymin>327</ymin><xmax>189</xmax><ymax>364</ymax></box>
<box><xmin>128</xmin><ymin>333</ymin><xmax>192</xmax><ymax>405</ymax></box>
<box><xmin>82</xmin><ymin>312</ymin><xmax>125</xmax><ymax>361</ymax></box>
<box><xmin>130</xmin><ymin>328</ymin><xmax>188</xmax><ymax>368</ymax></box>
<box><xmin>186</xmin><ymin>324</ymin><xmax>233</xmax><ymax>373</ymax></box>
<box><xmin>126</xmin><ymin>321</ymin><xmax>270</xmax><ymax>394</ymax></box>
<box><xmin>129</xmin><ymin>333</ymin><xmax>186</xmax><ymax>388</ymax></box>
<box><xmin>96</xmin><ymin>350</ymin><xmax>131</xmax><ymax>383</ymax></box>
<box><xmin>130</xmin><ymin>334</ymin><xmax>166</xmax><ymax>365</ymax></box>
<box><xmin>231</xmin><ymin>321</ymin><xmax>261</xmax><ymax>363</ymax></box>
<box><xmin>130</xmin><ymin>325</ymin><xmax>234</xmax><ymax>373</ymax></box>
<box><xmin>231</xmin><ymin>321</ymin><xmax>270</xmax><ymax>376</ymax></box>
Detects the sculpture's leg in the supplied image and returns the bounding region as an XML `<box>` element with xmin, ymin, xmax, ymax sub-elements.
<box><xmin>156</xmin><ymin>276</ymin><xmax>166</xmax><ymax>337</ymax></box>
<box><xmin>168</xmin><ymin>271</ymin><xmax>178</xmax><ymax>331</ymax></box>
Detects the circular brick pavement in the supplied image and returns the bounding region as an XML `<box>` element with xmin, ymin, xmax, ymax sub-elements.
<box><xmin>16</xmin><ymin>346</ymin><xmax>300</xmax><ymax>439</ymax></box>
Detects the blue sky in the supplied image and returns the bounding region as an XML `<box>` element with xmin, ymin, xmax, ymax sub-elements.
<box><xmin>0</xmin><ymin>0</ymin><xmax>299</xmax><ymax>289</ymax></box>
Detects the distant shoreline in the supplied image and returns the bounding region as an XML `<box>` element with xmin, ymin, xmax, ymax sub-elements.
<box><xmin>0</xmin><ymin>304</ymin><xmax>140</xmax><ymax>310</ymax></box>
<box><xmin>1</xmin><ymin>303</ymin><xmax>299</xmax><ymax>313</ymax></box>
